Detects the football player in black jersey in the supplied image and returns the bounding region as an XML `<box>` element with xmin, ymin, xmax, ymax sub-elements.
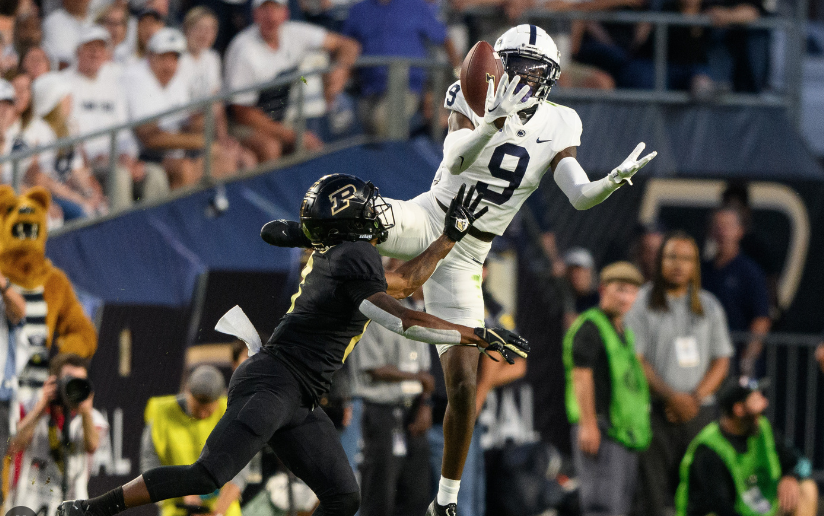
<box><xmin>59</xmin><ymin>174</ymin><xmax>528</xmax><ymax>516</ymax></box>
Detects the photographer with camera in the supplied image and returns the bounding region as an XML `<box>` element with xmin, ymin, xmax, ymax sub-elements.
<box><xmin>7</xmin><ymin>353</ymin><xmax>108</xmax><ymax>516</ymax></box>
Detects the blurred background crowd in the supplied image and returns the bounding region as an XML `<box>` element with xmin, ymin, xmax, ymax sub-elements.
<box><xmin>0</xmin><ymin>0</ymin><xmax>821</xmax><ymax>225</ymax></box>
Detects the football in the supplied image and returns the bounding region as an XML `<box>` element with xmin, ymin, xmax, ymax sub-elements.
<box><xmin>459</xmin><ymin>40</ymin><xmax>505</xmax><ymax>119</ymax></box>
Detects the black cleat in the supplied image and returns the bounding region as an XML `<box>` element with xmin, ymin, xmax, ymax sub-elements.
<box><xmin>58</xmin><ymin>500</ymin><xmax>91</xmax><ymax>516</ymax></box>
<box><xmin>425</xmin><ymin>500</ymin><xmax>457</xmax><ymax>516</ymax></box>
<box><xmin>260</xmin><ymin>220</ymin><xmax>311</xmax><ymax>248</ymax></box>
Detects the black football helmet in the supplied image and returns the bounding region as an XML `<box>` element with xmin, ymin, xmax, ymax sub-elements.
<box><xmin>300</xmin><ymin>174</ymin><xmax>395</xmax><ymax>249</ymax></box>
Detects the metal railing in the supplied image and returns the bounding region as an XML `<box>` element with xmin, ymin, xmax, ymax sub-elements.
<box><xmin>731</xmin><ymin>332</ymin><xmax>824</xmax><ymax>478</ymax></box>
<box><xmin>0</xmin><ymin>57</ymin><xmax>452</xmax><ymax>205</ymax></box>
<box><xmin>0</xmin><ymin>6</ymin><xmax>807</xmax><ymax>217</ymax></box>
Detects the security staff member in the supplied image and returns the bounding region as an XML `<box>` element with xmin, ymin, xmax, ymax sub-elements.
<box><xmin>564</xmin><ymin>261</ymin><xmax>650</xmax><ymax>516</ymax></box>
<box><xmin>140</xmin><ymin>365</ymin><xmax>244</xmax><ymax>516</ymax></box>
<box><xmin>675</xmin><ymin>379</ymin><xmax>818</xmax><ymax>516</ymax></box>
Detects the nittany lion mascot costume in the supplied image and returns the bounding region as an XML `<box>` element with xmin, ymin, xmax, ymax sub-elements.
<box><xmin>0</xmin><ymin>185</ymin><xmax>97</xmax><ymax>410</ymax></box>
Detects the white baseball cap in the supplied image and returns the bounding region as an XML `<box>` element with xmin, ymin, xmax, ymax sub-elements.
<box><xmin>32</xmin><ymin>72</ymin><xmax>72</xmax><ymax>118</ymax></box>
<box><xmin>563</xmin><ymin>247</ymin><xmax>595</xmax><ymax>270</ymax></box>
<box><xmin>252</xmin><ymin>0</ymin><xmax>286</xmax><ymax>10</ymax></box>
<box><xmin>147</xmin><ymin>27</ymin><xmax>187</xmax><ymax>55</ymax></box>
<box><xmin>0</xmin><ymin>79</ymin><xmax>15</xmax><ymax>103</ymax></box>
<box><xmin>76</xmin><ymin>24</ymin><xmax>111</xmax><ymax>51</ymax></box>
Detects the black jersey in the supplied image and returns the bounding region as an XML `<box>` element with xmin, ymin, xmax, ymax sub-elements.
<box><xmin>265</xmin><ymin>240</ymin><xmax>387</xmax><ymax>403</ymax></box>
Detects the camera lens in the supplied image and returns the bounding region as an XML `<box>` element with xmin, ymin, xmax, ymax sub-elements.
<box><xmin>62</xmin><ymin>377</ymin><xmax>92</xmax><ymax>405</ymax></box>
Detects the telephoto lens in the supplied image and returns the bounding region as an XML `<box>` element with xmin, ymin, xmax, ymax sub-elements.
<box><xmin>59</xmin><ymin>376</ymin><xmax>93</xmax><ymax>406</ymax></box>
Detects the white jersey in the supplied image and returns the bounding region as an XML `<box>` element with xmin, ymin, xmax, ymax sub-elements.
<box><xmin>431</xmin><ymin>80</ymin><xmax>582</xmax><ymax>235</ymax></box>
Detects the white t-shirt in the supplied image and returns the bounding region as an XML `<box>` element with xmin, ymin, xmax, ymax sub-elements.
<box><xmin>178</xmin><ymin>49</ymin><xmax>222</xmax><ymax>100</ymax></box>
<box><xmin>3</xmin><ymin>118</ymin><xmax>82</xmax><ymax>184</ymax></box>
<box><xmin>42</xmin><ymin>9</ymin><xmax>95</xmax><ymax>66</ymax></box>
<box><xmin>429</xmin><ymin>80</ymin><xmax>582</xmax><ymax>235</ymax></box>
<box><xmin>123</xmin><ymin>59</ymin><xmax>191</xmax><ymax>133</ymax></box>
<box><xmin>224</xmin><ymin>22</ymin><xmax>326</xmax><ymax>109</ymax></box>
<box><xmin>11</xmin><ymin>407</ymin><xmax>110</xmax><ymax>516</ymax></box>
<box><xmin>63</xmin><ymin>63</ymin><xmax>137</xmax><ymax>160</ymax></box>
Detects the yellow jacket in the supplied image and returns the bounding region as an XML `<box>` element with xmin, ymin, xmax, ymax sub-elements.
<box><xmin>144</xmin><ymin>395</ymin><xmax>242</xmax><ymax>516</ymax></box>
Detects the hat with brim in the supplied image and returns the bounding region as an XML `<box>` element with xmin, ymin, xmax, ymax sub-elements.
<box><xmin>76</xmin><ymin>24</ymin><xmax>111</xmax><ymax>51</ymax></box>
<box><xmin>599</xmin><ymin>261</ymin><xmax>644</xmax><ymax>287</ymax></box>
<box><xmin>147</xmin><ymin>27</ymin><xmax>187</xmax><ymax>55</ymax></box>
<box><xmin>0</xmin><ymin>79</ymin><xmax>15</xmax><ymax>103</ymax></box>
<box><xmin>563</xmin><ymin>247</ymin><xmax>595</xmax><ymax>270</ymax></box>
<box><xmin>32</xmin><ymin>72</ymin><xmax>73</xmax><ymax>118</ymax></box>
<box><xmin>717</xmin><ymin>377</ymin><xmax>771</xmax><ymax>415</ymax></box>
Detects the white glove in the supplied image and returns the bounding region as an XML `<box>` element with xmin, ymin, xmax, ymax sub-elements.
<box><xmin>483</xmin><ymin>73</ymin><xmax>531</xmax><ymax>126</ymax></box>
<box><xmin>607</xmin><ymin>142</ymin><xmax>658</xmax><ymax>186</ymax></box>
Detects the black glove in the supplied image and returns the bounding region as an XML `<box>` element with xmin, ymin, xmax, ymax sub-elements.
<box><xmin>443</xmin><ymin>184</ymin><xmax>488</xmax><ymax>242</ymax></box>
<box><xmin>474</xmin><ymin>327</ymin><xmax>530</xmax><ymax>365</ymax></box>
<box><xmin>261</xmin><ymin>220</ymin><xmax>311</xmax><ymax>248</ymax></box>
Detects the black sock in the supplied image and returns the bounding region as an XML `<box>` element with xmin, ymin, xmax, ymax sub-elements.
<box><xmin>86</xmin><ymin>487</ymin><xmax>126</xmax><ymax>516</ymax></box>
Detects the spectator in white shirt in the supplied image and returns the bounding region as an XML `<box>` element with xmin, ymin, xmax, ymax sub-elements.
<box><xmin>224</xmin><ymin>0</ymin><xmax>360</xmax><ymax>161</ymax></box>
<box><xmin>124</xmin><ymin>28</ymin><xmax>235</xmax><ymax>189</ymax></box>
<box><xmin>64</xmin><ymin>25</ymin><xmax>170</xmax><ymax>210</ymax></box>
<box><xmin>42</xmin><ymin>0</ymin><xmax>95</xmax><ymax>69</ymax></box>
<box><xmin>179</xmin><ymin>7</ymin><xmax>256</xmax><ymax>170</ymax></box>
<box><xmin>96</xmin><ymin>3</ymin><xmax>134</xmax><ymax>64</ymax></box>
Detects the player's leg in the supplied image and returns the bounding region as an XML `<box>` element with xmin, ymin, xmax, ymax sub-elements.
<box><xmin>268</xmin><ymin>407</ymin><xmax>361</xmax><ymax>516</ymax></box>
<box><xmin>423</xmin><ymin>241</ymin><xmax>488</xmax><ymax>514</ymax></box>
<box><xmin>61</xmin><ymin>353</ymin><xmax>304</xmax><ymax>516</ymax></box>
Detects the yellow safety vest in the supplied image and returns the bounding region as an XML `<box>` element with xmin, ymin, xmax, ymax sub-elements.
<box><xmin>144</xmin><ymin>395</ymin><xmax>241</xmax><ymax>516</ymax></box>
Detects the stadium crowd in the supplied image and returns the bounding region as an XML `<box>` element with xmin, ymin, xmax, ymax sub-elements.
<box><xmin>0</xmin><ymin>0</ymin><xmax>779</xmax><ymax>225</ymax></box>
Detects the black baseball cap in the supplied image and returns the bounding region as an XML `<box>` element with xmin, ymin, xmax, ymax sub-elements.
<box><xmin>717</xmin><ymin>377</ymin><xmax>770</xmax><ymax>415</ymax></box>
<box><xmin>137</xmin><ymin>8</ymin><xmax>164</xmax><ymax>21</ymax></box>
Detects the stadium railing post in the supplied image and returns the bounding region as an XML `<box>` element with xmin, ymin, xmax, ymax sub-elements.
<box><xmin>654</xmin><ymin>22</ymin><xmax>668</xmax><ymax>92</ymax></box>
<box><xmin>295</xmin><ymin>77</ymin><xmax>306</xmax><ymax>153</ymax></box>
<box><xmin>203</xmin><ymin>101</ymin><xmax>215</xmax><ymax>182</ymax></box>
<box><xmin>386</xmin><ymin>60</ymin><xmax>410</xmax><ymax>141</ymax></box>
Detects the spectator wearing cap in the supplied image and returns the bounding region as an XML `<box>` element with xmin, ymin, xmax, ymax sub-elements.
<box><xmin>564</xmin><ymin>247</ymin><xmax>600</xmax><ymax>314</ymax></box>
<box><xmin>63</xmin><ymin>25</ymin><xmax>170</xmax><ymax>210</ymax></box>
<box><xmin>341</xmin><ymin>0</ymin><xmax>460</xmax><ymax>136</ymax></box>
<box><xmin>564</xmin><ymin>262</ymin><xmax>649</xmax><ymax>516</ymax></box>
<box><xmin>141</xmin><ymin>364</ymin><xmax>246</xmax><ymax>516</ymax></box>
<box><xmin>123</xmin><ymin>28</ymin><xmax>236</xmax><ymax>189</ymax></box>
<box><xmin>625</xmin><ymin>231</ymin><xmax>733</xmax><ymax>515</ymax></box>
<box><xmin>223</xmin><ymin>0</ymin><xmax>360</xmax><ymax>162</ymax></box>
<box><xmin>42</xmin><ymin>0</ymin><xmax>95</xmax><ymax>69</ymax></box>
<box><xmin>675</xmin><ymin>379</ymin><xmax>817</xmax><ymax>516</ymax></box>
<box><xmin>31</xmin><ymin>72</ymin><xmax>107</xmax><ymax>220</ymax></box>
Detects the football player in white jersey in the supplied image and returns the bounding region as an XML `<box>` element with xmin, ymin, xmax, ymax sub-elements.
<box><xmin>262</xmin><ymin>24</ymin><xmax>656</xmax><ymax>516</ymax></box>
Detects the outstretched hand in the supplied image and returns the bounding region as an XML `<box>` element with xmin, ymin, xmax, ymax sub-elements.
<box><xmin>608</xmin><ymin>142</ymin><xmax>657</xmax><ymax>186</ymax></box>
<box><xmin>484</xmin><ymin>73</ymin><xmax>531</xmax><ymax>126</ymax></box>
<box><xmin>474</xmin><ymin>327</ymin><xmax>530</xmax><ymax>364</ymax></box>
<box><xmin>443</xmin><ymin>183</ymin><xmax>488</xmax><ymax>242</ymax></box>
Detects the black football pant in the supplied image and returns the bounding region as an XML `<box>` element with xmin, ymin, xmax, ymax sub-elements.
<box><xmin>142</xmin><ymin>351</ymin><xmax>360</xmax><ymax>516</ymax></box>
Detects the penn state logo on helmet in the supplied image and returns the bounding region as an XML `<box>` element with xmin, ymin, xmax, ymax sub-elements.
<box><xmin>494</xmin><ymin>24</ymin><xmax>561</xmax><ymax>104</ymax></box>
<box><xmin>300</xmin><ymin>174</ymin><xmax>395</xmax><ymax>249</ymax></box>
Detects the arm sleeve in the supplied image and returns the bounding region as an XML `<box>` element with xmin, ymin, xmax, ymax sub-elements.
<box><xmin>571</xmin><ymin>321</ymin><xmax>603</xmax><ymax>369</ymax></box>
<box><xmin>706</xmin><ymin>294</ymin><xmax>735</xmax><ymax>359</ymax></box>
<box><xmin>553</xmin><ymin>157</ymin><xmax>622</xmax><ymax>211</ymax></box>
<box><xmin>688</xmin><ymin>445</ymin><xmax>740</xmax><ymax>516</ymax></box>
<box><xmin>139</xmin><ymin>424</ymin><xmax>163</xmax><ymax>472</ymax></box>
<box><xmin>292</xmin><ymin>22</ymin><xmax>328</xmax><ymax>52</ymax></box>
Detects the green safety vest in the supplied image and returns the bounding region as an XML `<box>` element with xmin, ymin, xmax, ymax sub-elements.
<box><xmin>563</xmin><ymin>308</ymin><xmax>651</xmax><ymax>450</ymax></box>
<box><xmin>675</xmin><ymin>417</ymin><xmax>781</xmax><ymax>516</ymax></box>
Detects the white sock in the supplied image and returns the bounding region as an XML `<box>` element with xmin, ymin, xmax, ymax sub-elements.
<box><xmin>436</xmin><ymin>476</ymin><xmax>461</xmax><ymax>506</ymax></box>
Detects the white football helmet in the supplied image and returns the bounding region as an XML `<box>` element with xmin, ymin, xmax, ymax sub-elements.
<box><xmin>494</xmin><ymin>25</ymin><xmax>561</xmax><ymax>102</ymax></box>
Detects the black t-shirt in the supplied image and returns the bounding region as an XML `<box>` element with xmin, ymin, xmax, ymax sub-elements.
<box><xmin>685</xmin><ymin>426</ymin><xmax>802</xmax><ymax>516</ymax></box>
<box><xmin>265</xmin><ymin>241</ymin><xmax>387</xmax><ymax>403</ymax></box>
<box><xmin>571</xmin><ymin>319</ymin><xmax>627</xmax><ymax>424</ymax></box>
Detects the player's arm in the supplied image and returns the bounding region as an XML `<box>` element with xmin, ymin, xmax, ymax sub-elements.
<box><xmin>359</xmin><ymin>292</ymin><xmax>529</xmax><ymax>363</ymax></box>
<box><xmin>550</xmin><ymin>143</ymin><xmax>657</xmax><ymax>210</ymax></box>
<box><xmin>385</xmin><ymin>184</ymin><xmax>488</xmax><ymax>299</ymax></box>
<box><xmin>442</xmin><ymin>73</ymin><xmax>530</xmax><ymax>175</ymax></box>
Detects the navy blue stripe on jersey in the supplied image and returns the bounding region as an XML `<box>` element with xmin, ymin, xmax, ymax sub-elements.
<box><xmin>529</xmin><ymin>25</ymin><xmax>537</xmax><ymax>45</ymax></box>
<box><xmin>24</xmin><ymin>316</ymin><xmax>46</xmax><ymax>324</ymax></box>
<box><xmin>22</xmin><ymin>292</ymin><xmax>44</xmax><ymax>301</ymax></box>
